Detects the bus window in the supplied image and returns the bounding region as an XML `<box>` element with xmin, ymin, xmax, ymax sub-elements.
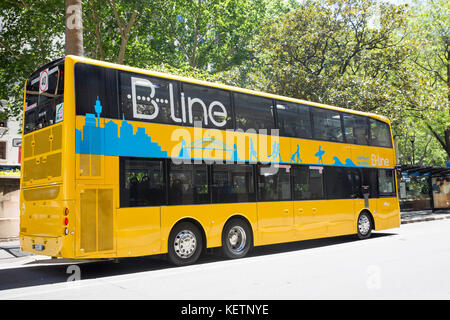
<box><xmin>312</xmin><ymin>108</ymin><xmax>344</xmax><ymax>142</ymax></box>
<box><xmin>211</xmin><ymin>164</ymin><xmax>255</xmax><ymax>203</ymax></box>
<box><xmin>168</xmin><ymin>162</ymin><xmax>209</xmax><ymax>205</ymax></box>
<box><xmin>361</xmin><ymin>168</ymin><xmax>378</xmax><ymax>198</ymax></box>
<box><xmin>25</xmin><ymin>60</ymin><xmax>64</xmax><ymax>134</ymax></box>
<box><xmin>234</xmin><ymin>93</ymin><xmax>275</xmax><ymax>131</ymax></box>
<box><xmin>369</xmin><ymin>119</ymin><xmax>392</xmax><ymax>148</ymax></box>
<box><xmin>119</xmin><ymin>72</ymin><xmax>181</xmax><ymax>125</ymax></box>
<box><xmin>75</xmin><ymin>63</ymin><xmax>119</xmax><ymax>119</ymax></box>
<box><xmin>257</xmin><ymin>165</ymin><xmax>291</xmax><ymax>201</ymax></box>
<box><xmin>181</xmin><ymin>83</ymin><xmax>232</xmax><ymax>129</ymax></box>
<box><xmin>276</xmin><ymin>101</ymin><xmax>312</xmax><ymax>139</ymax></box>
<box><xmin>120</xmin><ymin>158</ymin><xmax>166</xmax><ymax>207</ymax></box>
<box><xmin>324</xmin><ymin>167</ymin><xmax>353</xmax><ymax>199</ymax></box>
<box><xmin>292</xmin><ymin>165</ymin><xmax>324</xmax><ymax>200</ymax></box>
<box><xmin>343</xmin><ymin>113</ymin><xmax>369</xmax><ymax>145</ymax></box>
<box><xmin>378</xmin><ymin>169</ymin><xmax>395</xmax><ymax>196</ymax></box>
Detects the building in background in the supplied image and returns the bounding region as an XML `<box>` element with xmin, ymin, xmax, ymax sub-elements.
<box><xmin>0</xmin><ymin>100</ymin><xmax>21</xmax><ymax>239</ymax></box>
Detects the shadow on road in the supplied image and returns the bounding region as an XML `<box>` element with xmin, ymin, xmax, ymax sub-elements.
<box><xmin>0</xmin><ymin>232</ymin><xmax>395</xmax><ymax>292</ymax></box>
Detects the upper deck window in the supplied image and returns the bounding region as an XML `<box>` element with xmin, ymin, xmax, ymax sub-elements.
<box><xmin>25</xmin><ymin>60</ymin><xmax>64</xmax><ymax>134</ymax></box>
<box><xmin>119</xmin><ymin>71</ymin><xmax>181</xmax><ymax>125</ymax></box>
<box><xmin>312</xmin><ymin>108</ymin><xmax>343</xmax><ymax>142</ymax></box>
<box><xmin>75</xmin><ymin>63</ymin><xmax>119</xmax><ymax>119</ymax></box>
<box><xmin>276</xmin><ymin>101</ymin><xmax>312</xmax><ymax>139</ymax></box>
<box><xmin>369</xmin><ymin>119</ymin><xmax>392</xmax><ymax>148</ymax></box>
<box><xmin>343</xmin><ymin>113</ymin><xmax>369</xmax><ymax>145</ymax></box>
<box><xmin>234</xmin><ymin>93</ymin><xmax>275</xmax><ymax>132</ymax></box>
<box><xmin>181</xmin><ymin>83</ymin><xmax>232</xmax><ymax>129</ymax></box>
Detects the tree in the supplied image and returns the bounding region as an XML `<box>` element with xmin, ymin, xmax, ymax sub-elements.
<box><xmin>254</xmin><ymin>0</ymin><xmax>409</xmax><ymax>112</ymax></box>
<box><xmin>399</xmin><ymin>0</ymin><xmax>450</xmax><ymax>160</ymax></box>
<box><xmin>0</xmin><ymin>0</ymin><xmax>65</xmax><ymax>120</ymax></box>
<box><xmin>65</xmin><ymin>0</ymin><xmax>84</xmax><ymax>56</ymax></box>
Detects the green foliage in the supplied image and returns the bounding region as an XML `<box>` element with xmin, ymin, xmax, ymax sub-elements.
<box><xmin>0</xmin><ymin>0</ymin><xmax>65</xmax><ymax>121</ymax></box>
<box><xmin>0</xmin><ymin>0</ymin><xmax>449</xmax><ymax>165</ymax></box>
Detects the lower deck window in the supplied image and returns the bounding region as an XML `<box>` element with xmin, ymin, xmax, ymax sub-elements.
<box><xmin>120</xmin><ymin>158</ymin><xmax>165</xmax><ymax>207</ymax></box>
<box><xmin>169</xmin><ymin>162</ymin><xmax>209</xmax><ymax>205</ymax></box>
<box><xmin>119</xmin><ymin>157</ymin><xmax>396</xmax><ymax>207</ymax></box>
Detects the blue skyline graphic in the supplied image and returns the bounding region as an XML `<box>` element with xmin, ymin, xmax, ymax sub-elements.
<box><xmin>75</xmin><ymin>98</ymin><xmax>168</xmax><ymax>158</ymax></box>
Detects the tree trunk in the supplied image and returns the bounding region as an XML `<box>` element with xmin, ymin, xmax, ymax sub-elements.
<box><xmin>65</xmin><ymin>0</ymin><xmax>84</xmax><ymax>56</ymax></box>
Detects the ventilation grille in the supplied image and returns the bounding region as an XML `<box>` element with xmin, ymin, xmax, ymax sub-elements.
<box><xmin>23</xmin><ymin>153</ymin><xmax>62</xmax><ymax>182</ymax></box>
<box><xmin>22</xmin><ymin>124</ymin><xmax>63</xmax><ymax>184</ymax></box>
<box><xmin>79</xmin><ymin>154</ymin><xmax>101</xmax><ymax>177</ymax></box>
<box><xmin>80</xmin><ymin>188</ymin><xmax>113</xmax><ymax>253</ymax></box>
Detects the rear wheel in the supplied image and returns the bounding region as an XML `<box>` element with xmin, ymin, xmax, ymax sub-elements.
<box><xmin>221</xmin><ymin>218</ymin><xmax>252</xmax><ymax>259</ymax></box>
<box><xmin>167</xmin><ymin>222</ymin><xmax>203</xmax><ymax>266</ymax></box>
<box><xmin>357</xmin><ymin>212</ymin><xmax>373</xmax><ymax>240</ymax></box>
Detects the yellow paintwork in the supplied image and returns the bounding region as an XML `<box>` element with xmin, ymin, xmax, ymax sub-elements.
<box><xmin>19</xmin><ymin>55</ymin><xmax>401</xmax><ymax>259</ymax></box>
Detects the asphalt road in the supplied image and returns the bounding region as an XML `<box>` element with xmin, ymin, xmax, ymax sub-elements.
<box><xmin>0</xmin><ymin>219</ymin><xmax>449</xmax><ymax>299</ymax></box>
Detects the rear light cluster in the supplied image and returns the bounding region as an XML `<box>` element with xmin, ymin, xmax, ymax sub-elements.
<box><xmin>64</xmin><ymin>208</ymin><xmax>69</xmax><ymax>235</ymax></box>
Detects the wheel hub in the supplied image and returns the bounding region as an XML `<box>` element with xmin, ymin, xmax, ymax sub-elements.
<box><xmin>228</xmin><ymin>226</ymin><xmax>246</xmax><ymax>253</ymax></box>
<box><xmin>174</xmin><ymin>230</ymin><xmax>197</xmax><ymax>259</ymax></box>
<box><xmin>358</xmin><ymin>215</ymin><xmax>371</xmax><ymax>235</ymax></box>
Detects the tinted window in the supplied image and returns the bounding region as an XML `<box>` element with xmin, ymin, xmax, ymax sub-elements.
<box><xmin>312</xmin><ymin>108</ymin><xmax>343</xmax><ymax>142</ymax></box>
<box><xmin>361</xmin><ymin>168</ymin><xmax>378</xmax><ymax>198</ymax></box>
<box><xmin>120</xmin><ymin>158</ymin><xmax>166</xmax><ymax>207</ymax></box>
<box><xmin>120</xmin><ymin>71</ymin><xmax>181</xmax><ymax>125</ymax></box>
<box><xmin>276</xmin><ymin>101</ymin><xmax>312</xmax><ymax>138</ymax></box>
<box><xmin>343</xmin><ymin>113</ymin><xmax>369</xmax><ymax>145</ymax></box>
<box><xmin>234</xmin><ymin>93</ymin><xmax>275</xmax><ymax>131</ymax></box>
<box><xmin>378</xmin><ymin>169</ymin><xmax>395</xmax><ymax>196</ymax></box>
<box><xmin>75</xmin><ymin>63</ymin><xmax>119</xmax><ymax>119</ymax></box>
<box><xmin>258</xmin><ymin>165</ymin><xmax>291</xmax><ymax>201</ymax></box>
<box><xmin>25</xmin><ymin>61</ymin><xmax>64</xmax><ymax>134</ymax></box>
<box><xmin>324</xmin><ymin>167</ymin><xmax>354</xmax><ymax>199</ymax></box>
<box><xmin>181</xmin><ymin>83</ymin><xmax>232</xmax><ymax>129</ymax></box>
<box><xmin>212</xmin><ymin>164</ymin><xmax>255</xmax><ymax>203</ymax></box>
<box><xmin>169</xmin><ymin>162</ymin><xmax>209</xmax><ymax>205</ymax></box>
<box><xmin>370</xmin><ymin>119</ymin><xmax>392</xmax><ymax>147</ymax></box>
<box><xmin>292</xmin><ymin>165</ymin><xmax>324</xmax><ymax>200</ymax></box>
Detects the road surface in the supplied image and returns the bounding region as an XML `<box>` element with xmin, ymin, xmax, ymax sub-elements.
<box><xmin>0</xmin><ymin>219</ymin><xmax>449</xmax><ymax>299</ymax></box>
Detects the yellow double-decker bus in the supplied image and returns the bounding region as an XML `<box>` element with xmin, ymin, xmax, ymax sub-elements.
<box><xmin>20</xmin><ymin>56</ymin><xmax>400</xmax><ymax>266</ymax></box>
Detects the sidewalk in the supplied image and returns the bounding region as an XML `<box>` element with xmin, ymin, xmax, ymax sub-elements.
<box><xmin>400</xmin><ymin>209</ymin><xmax>450</xmax><ymax>224</ymax></box>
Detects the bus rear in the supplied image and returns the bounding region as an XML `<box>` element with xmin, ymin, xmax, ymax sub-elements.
<box><xmin>19</xmin><ymin>58</ymin><xmax>73</xmax><ymax>257</ymax></box>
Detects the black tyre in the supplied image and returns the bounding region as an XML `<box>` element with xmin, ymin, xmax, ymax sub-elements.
<box><xmin>167</xmin><ymin>222</ymin><xmax>203</xmax><ymax>266</ymax></box>
<box><xmin>221</xmin><ymin>218</ymin><xmax>253</xmax><ymax>259</ymax></box>
<box><xmin>356</xmin><ymin>211</ymin><xmax>373</xmax><ymax>240</ymax></box>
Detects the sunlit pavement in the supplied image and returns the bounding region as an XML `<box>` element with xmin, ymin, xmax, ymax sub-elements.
<box><xmin>1</xmin><ymin>219</ymin><xmax>449</xmax><ymax>299</ymax></box>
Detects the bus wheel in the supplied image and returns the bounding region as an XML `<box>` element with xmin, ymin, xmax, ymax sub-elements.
<box><xmin>167</xmin><ymin>222</ymin><xmax>203</xmax><ymax>266</ymax></box>
<box><xmin>357</xmin><ymin>212</ymin><xmax>373</xmax><ymax>240</ymax></box>
<box><xmin>221</xmin><ymin>218</ymin><xmax>252</xmax><ymax>259</ymax></box>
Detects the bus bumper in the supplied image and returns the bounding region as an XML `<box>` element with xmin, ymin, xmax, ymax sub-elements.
<box><xmin>20</xmin><ymin>235</ymin><xmax>64</xmax><ymax>257</ymax></box>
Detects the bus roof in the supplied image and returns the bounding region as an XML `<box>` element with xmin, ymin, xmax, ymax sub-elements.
<box><xmin>65</xmin><ymin>55</ymin><xmax>390</xmax><ymax>124</ymax></box>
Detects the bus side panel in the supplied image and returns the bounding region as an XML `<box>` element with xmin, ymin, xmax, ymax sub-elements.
<box><xmin>257</xmin><ymin>201</ymin><xmax>294</xmax><ymax>245</ymax></box>
<box><xmin>160</xmin><ymin>203</ymin><xmax>258</xmax><ymax>253</ymax></box>
<box><xmin>116</xmin><ymin>207</ymin><xmax>161</xmax><ymax>257</ymax></box>
<box><xmin>374</xmin><ymin>197</ymin><xmax>401</xmax><ymax>230</ymax></box>
<box><xmin>325</xmin><ymin>199</ymin><xmax>356</xmax><ymax>237</ymax></box>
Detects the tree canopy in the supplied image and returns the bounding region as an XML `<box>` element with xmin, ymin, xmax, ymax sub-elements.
<box><xmin>0</xmin><ymin>0</ymin><xmax>448</xmax><ymax>165</ymax></box>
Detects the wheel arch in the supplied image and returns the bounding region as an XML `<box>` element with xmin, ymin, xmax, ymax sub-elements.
<box><xmin>223</xmin><ymin>214</ymin><xmax>255</xmax><ymax>245</ymax></box>
<box><xmin>358</xmin><ymin>209</ymin><xmax>376</xmax><ymax>231</ymax></box>
<box><xmin>170</xmin><ymin>217</ymin><xmax>207</xmax><ymax>250</ymax></box>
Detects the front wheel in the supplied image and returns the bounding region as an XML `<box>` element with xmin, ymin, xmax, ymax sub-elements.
<box><xmin>356</xmin><ymin>212</ymin><xmax>373</xmax><ymax>240</ymax></box>
<box><xmin>221</xmin><ymin>218</ymin><xmax>253</xmax><ymax>259</ymax></box>
<box><xmin>167</xmin><ymin>222</ymin><xmax>203</xmax><ymax>266</ymax></box>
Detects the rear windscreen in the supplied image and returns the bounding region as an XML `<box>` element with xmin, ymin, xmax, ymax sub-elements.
<box><xmin>24</xmin><ymin>60</ymin><xmax>64</xmax><ymax>134</ymax></box>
